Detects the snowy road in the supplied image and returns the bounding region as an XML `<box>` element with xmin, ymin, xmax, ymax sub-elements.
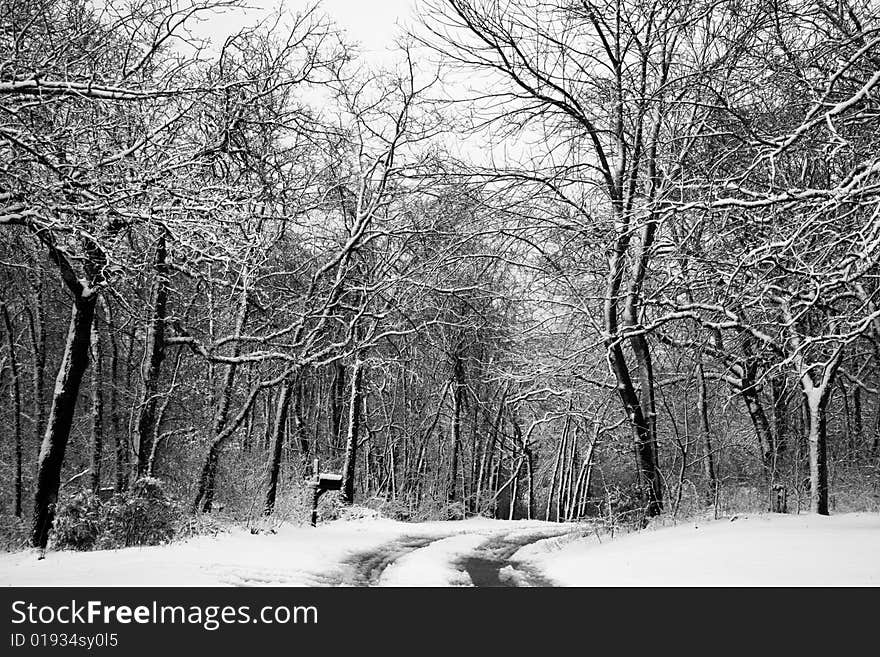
<box><xmin>0</xmin><ymin>518</ymin><xmax>578</xmax><ymax>587</ymax></box>
<box><xmin>315</xmin><ymin>524</ymin><xmax>576</xmax><ymax>587</ymax></box>
<box><xmin>4</xmin><ymin>513</ymin><xmax>878</xmax><ymax>586</ymax></box>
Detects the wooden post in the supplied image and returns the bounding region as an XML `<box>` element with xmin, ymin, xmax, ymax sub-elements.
<box><xmin>310</xmin><ymin>483</ymin><xmax>320</xmax><ymax>527</ymax></box>
<box><xmin>310</xmin><ymin>459</ymin><xmax>320</xmax><ymax>527</ymax></box>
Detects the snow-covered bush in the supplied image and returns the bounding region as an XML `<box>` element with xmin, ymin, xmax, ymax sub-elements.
<box><xmin>364</xmin><ymin>496</ymin><xmax>412</xmax><ymax>521</ymax></box>
<box><xmin>98</xmin><ymin>478</ymin><xmax>179</xmax><ymax>548</ymax></box>
<box><xmin>0</xmin><ymin>514</ymin><xmax>29</xmax><ymax>552</ymax></box>
<box><xmin>315</xmin><ymin>492</ymin><xmax>344</xmax><ymax>523</ymax></box>
<box><xmin>51</xmin><ymin>478</ymin><xmax>181</xmax><ymax>551</ymax></box>
<box><xmin>51</xmin><ymin>489</ymin><xmax>104</xmax><ymax>551</ymax></box>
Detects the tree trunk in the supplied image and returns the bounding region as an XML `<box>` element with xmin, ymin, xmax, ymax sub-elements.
<box><xmin>329</xmin><ymin>359</ymin><xmax>346</xmax><ymax>447</ymax></box>
<box><xmin>193</xmin><ymin>284</ymin><xmax>248</xmax><ymax>512</ymax></box>
<box><xmin>476</xmin><ymin>386</ymin><xmax>506</xmax><ymax>509</ymax></box>
<box><xmin>525</xmin><ymin>447</ymin><xmax>534</xmax><ymax>520</ymax></box>
<box><xmin>146</xmin><ymin>346</ymin><xmax>184</xmax><ymax>478</ymax></box>
<box><xmin>696</xmin><ymin>360</ymin><xmax>717</xmax><ymax>506</ymax></box>
<box><xmin>135</xmin><ymin>231</ymin><xmax>169</xmax><ymax>477</ymax></box>
<box><xmin>89</xmin><ymin>313</ymin><xmax>104</xmax><ymax>493</ymax></box>
<box><xmin>606</xmin><ymin>342</ymin><xmax>663</xmax><ymax>516</ymax></box>
<box><xmin>545</xmin><ymin>421</ymin><xmax>564</xmax><ymax>521</ymax></box>
<box><xmin>340</xmin><ymin>357</ymin><xmax>365</xmax><ymax>504</ymax></box>
<box><xmin>613</xmin><ymin>211</ymin><xmax>663</xmax><ymax>517</ymax></box>
<box><xmin>293</xmin><ymin>375</ymin><xmax>308</xmax><ymax>456</ymax></box>
<box><xmin>852</xmin><ymin>385</ymin><xmax>863</xmax><ymax>451</ymax></box>
<box><xmin>1</xmin><ymin>299</ymin><xmax>22</xmax><ymax>517</ymax></box>
<box><xmin>771</xmin><ymin>375</ymin><xmax>788</xmax><ymax>454</ymax></box>
<box><xmin>741</xmin><ymin>379</ymin><xmax>775</xmax><ymax>481</ymax></box>
<box><xmin>264</xmin><ymin>375</ymin><xmax>296</xmax><ymax>515</ymax></box>
<box><xmin>556</xmin><ymin>413</ymin><xmax>572</xmax><ymax>522</ymax></box>
<box><xmin>27</xmin><ymin>281</ymin><xmax>46</xmax><ymax>452</ymax></box>
<box><xmin>805</xmin><ymin>389</ymin><xmax>830</xmax><ymax>515</ymax></box>
<box><xmin>100</xmin><ymin>297</ymin><xmax>127</xmax><ymax>492</ymax></box>
<box><xmin>577</xmin><ymin>434</ymin><xmax>598</xmax><ymax>518</ymax></box>
<box><xmin>31</xmin><ymin>295</ymin><xmax>96</xmax><ymax>549</ymax></box>
<box><xmin>447</xmin><ymin>355</ymin><xmax>464</xmax><ymax>504</ymax></box>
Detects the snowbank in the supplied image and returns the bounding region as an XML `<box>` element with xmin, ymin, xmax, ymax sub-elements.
<box><xmin>516</xmin><ymin>512</ymin><xmax>880</xmax><ymax>586</ymax></box>
<box><xmin>0</xmin><ymin>519</ymin><xmax>408</xmax><ymax>586</ymax></box>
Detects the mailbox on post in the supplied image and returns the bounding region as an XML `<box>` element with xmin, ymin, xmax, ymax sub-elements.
<box><xmin>308</xmin><ymin>460</ymin><xmax>343</xmax><ymax>526</ymax></box>
<box><xmin>316</xmin><ymin>473</ymin><xmax>343</xmax><ymax>491</ymax></box>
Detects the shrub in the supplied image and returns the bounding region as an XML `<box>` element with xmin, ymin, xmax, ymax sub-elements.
<box><xmin>51</xmin><ymin>477</ymin><xmax>181</xmax><ymax>551</ymax></box>
<box><xmin>364</xmin><ymin>496</ymin><xmax>412</xmax><ymax>521</ymax></box>
<box><xmin>98</xmin><ymin>478</ymin><xmax>180</xmax><ymax>548</ymax></box>
<box><xmin>0</xmin><ymin>514</ymin><xmax>29</xmax><ymax>552</ymax></box>
<box><xmin>314</xmin><ymin>492</ymin><xmax>344</xmax><ymax>523</ymax></box>
<box><xmin>51</xmin><ymin>489</ymin><xmax>103</xmax><ymax>551</ymax></box>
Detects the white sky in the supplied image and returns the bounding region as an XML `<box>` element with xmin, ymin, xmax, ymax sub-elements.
<box><xmin>185</xmin><ymin>0</ymin><xmax>534</xmax><ymax>167</ymax></box>
<box><xmin>194</xmin><ymin>0</ymin><xmax>417</xmax><ymax>64</ymax></box>
<box><xmin>320</xmin><ymin>0</ymin><xmax>416</xmax><ymax>55</ymax></box>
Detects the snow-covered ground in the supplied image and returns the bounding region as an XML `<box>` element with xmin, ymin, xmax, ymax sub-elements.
<box><xmin>516</xmin><ymin>512</ymin><xmax>880</xmax><ymax>586</ymax></box>
<box><xmin>0</xmin><ymin>517</ymin><xmax>563</xmax><ymax>587</ymax></box>
<box><xmin>1</xmin><ymin>512</ymin><xmax>878</xmax><ymax>586</ymax></box>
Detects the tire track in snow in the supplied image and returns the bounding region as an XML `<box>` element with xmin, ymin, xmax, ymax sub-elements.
<box><xmin>325</xmin><ymin>535</ymin><xmax>445</xmax><ymax>586</ymax></box>
<box><xmin>458</xmin><ymin>529</ymin><xmax>575</xmax><ymax>587</ymax></box>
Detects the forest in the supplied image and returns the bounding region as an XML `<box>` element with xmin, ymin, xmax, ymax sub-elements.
<box><xmin>2</xmin><ymin>0</ymin><xmax>880</xmax><ymax>553</ymax></box>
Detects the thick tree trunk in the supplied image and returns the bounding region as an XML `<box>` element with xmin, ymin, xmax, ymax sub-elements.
<box><xmin>741</xmin><ymin>380</ymin><xmax>775</xmax><ymax>479</ymax></box>
<box><xmin>89</xmin><ymin>314</ymin><xmax>104</xmax><ymax>493</ymax></box>
<box><xmin>606</xmin><ymin>242</ymin><xmax>663</xmax><ymax>516</ymax></box>
<box><xmin>27</xmin><ymin>282</ymin><xmax>46</xmax><ymax>451</ymax></box>
<box><xmin>805</xmin><ymin>389</ymin><xmax>830</xmax><ymax>515</ymax></box>
<box><xmin>615</xmin><ymin>208</ymin><xmax>663</xmax><ymax>518</ymax></box>
<box><xmin>340</xmin><ymin>357</ymin><xmax>364</xmax><ymax>504</ymax></box>
<box><xmin>631</xmin><ymin>334</ymin><xmax>662</xmax><ymax>497</ymax></box>
<box><xmin>135</xmin><ymin>232</ymin><xmax>168</xmax><ymax>477</ymax></box>
<box><xmin>1</xmin><ymin>299</ymin><xmax>22</xmax><ymax>517</ymax></box>
<box><xmin>31</xmin><ymin>296</ymin><xmax>96</xmax><ymax>549</ymax></box>
<box><xmin>264</xmin><ymin>375</ymin><xmax>296</xmax><ymax>515</ymax></box>
<box><xmin>193</xmin><ymin>444</ymin><xmax>221</xmax><ymax>513</ymax></box>
<box><xmin>608</xmin><ymin>340</ymin><xmax>663</xmax><ymax>516</ymax></box>
<box><xmin>770</xmin><ymin>375</ymin><xmax>788</xmax><ymax>455</ymax></box>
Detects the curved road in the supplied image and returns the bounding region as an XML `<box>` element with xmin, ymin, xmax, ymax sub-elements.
<box><xmin>327</xmin><ymin>527</ymin><xmax>575</xmax><ymax>587</ymax></box>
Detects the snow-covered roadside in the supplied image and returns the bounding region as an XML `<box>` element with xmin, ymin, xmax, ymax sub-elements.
<box><xmin>515</xmin><ymin>512</ymin><xmax>880</xmax><ymax>586</ymax></box>
<box><xmin>0</xmin><ymin>517</ymin><xmax>559</xmax><ymax>587</ymax></box>
<box><xmin>0</xmin><ymin>519</ymin><xmax>413</xmax><ymax>587</ymax></box>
